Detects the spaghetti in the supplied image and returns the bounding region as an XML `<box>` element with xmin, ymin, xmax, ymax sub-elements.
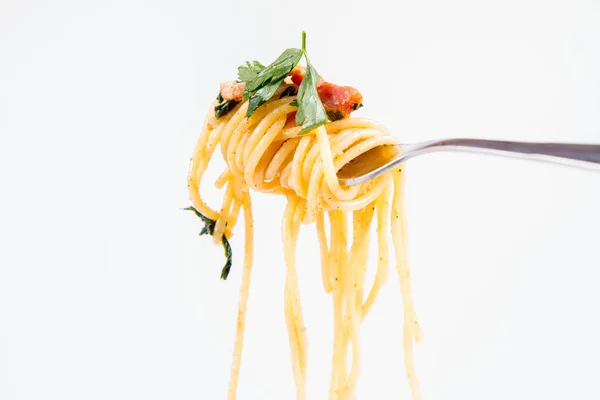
<box><xmin>187</xmin><ymin>35</ymin><xmax>422</xmax><ymax>400</ymax></box>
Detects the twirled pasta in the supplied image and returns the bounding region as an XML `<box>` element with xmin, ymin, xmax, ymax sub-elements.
<box><xmin>187</xmin><ymin>88</ymin><xmax>422</xmax><ymax>400</ymax></box>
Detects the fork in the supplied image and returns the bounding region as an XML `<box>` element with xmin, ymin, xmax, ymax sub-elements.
<box><xmin>337</xmin><ymin>139</ymin><xmax>600</xmax><ymax>186</ymax></box>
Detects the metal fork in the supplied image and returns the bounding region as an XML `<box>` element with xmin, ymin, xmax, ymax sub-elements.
<box><xmin>337</xmin><ymin>139</ymin><xmax>600</xmax><ymax>186</ymax></box>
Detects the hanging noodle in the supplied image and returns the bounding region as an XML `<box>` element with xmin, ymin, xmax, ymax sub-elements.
<box><xmin>187</xmin><ymin>89</ymin><xmax>422</xmax><ymax>400</ymax></box>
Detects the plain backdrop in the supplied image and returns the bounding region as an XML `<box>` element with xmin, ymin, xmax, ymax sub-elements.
<box><xmin>1</xmin><ymin>0</ymin><xmax>600</xmax><ymax>399</ymax></box>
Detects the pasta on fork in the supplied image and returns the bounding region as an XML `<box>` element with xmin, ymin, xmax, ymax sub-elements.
<box><xmin>187</xmin><ymin>32</ymin><xmax>422</xmax><ymax>400</ymax></box>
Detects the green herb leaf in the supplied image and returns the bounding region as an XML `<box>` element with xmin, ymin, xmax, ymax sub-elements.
<box><xmin>184</xmin><ymin>206</ymin><xmax>233</xmax><ymax>280</ymax></box>
<box><xmin>295</xmin><ymin>33</ymin><xmax>328</xmax><ymax>134</ymax></box>
<box><xmin>242</xmin><ymin>48</ymin><xmax>303</xmax><ymax>116</ymax></box>
<box><xmin>351</xmin><ymin>103</ymin><xmax>363</xmax><ymax>111</ymax></box>
<box><xmin>184</xmin><ymin>206</ymin><xmax>214</xmax><ymax>227</ymax></box>
<box><xmin>237</xmin><ymin>61</ymin><xmax>265</xmax><ymax>82</ymax></box>
<box><xmin>214</xmin><ymin>93</ymin><xmax>239</xmax><ymax>119</ymax></box>
<box><xmin>220</xmin><ymin>236</ymin><xmax>233</xmax><ymax>280</ymax></box>
<box><xmin>246</xmin><ymin>80</ymin><xmax>281</xmax><ymax>116</ymax></box>
<box><xmin>244</xmin><ymin>48</ymin><xmax>302</xmax><ymax>93</ymax></box>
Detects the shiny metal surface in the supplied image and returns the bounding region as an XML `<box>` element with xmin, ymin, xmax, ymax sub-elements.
<box><xmin>337</xmin><ymin>139</ymin><xmax>600</xmax><ymax>186</ymax></box>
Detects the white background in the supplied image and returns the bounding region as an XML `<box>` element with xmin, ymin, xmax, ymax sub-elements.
<box><xmin>1</xmin><ymin>0</ymin><xmax>600</xmax><ymax>399</ymax></box>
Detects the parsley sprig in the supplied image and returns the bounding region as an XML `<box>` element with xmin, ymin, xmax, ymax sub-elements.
<box><xmin>295</xmin><ymin>32</ymin><xmax>328</xmax><ymax>134</ymax></box>
<box><xmin>184</xmin><ymin>206</ymin><xmax>233</xmax><ymax>280</ymax></box>
<box><xmin>237</xmin><ymin>32</ymin><xmax>328</xmax><ymax>134</ymax></box>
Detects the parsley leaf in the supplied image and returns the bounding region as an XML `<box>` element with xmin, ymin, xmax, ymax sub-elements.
<box><xmin>244</xmin><ymin>48</ymin><xmax>302</xmax><ymax>93</ymax></box>
<box><xmin>246</xmin><ymin>79</ymin><xmax>282</xmax><ymax>116</ymax></box>
<box><xmin>295</xmin><ymin>32</ymin><xmax>328</xmax><ymax>134</ymax></box>
<box><xmin>235</xmin><ymin>32</ymin><xmax>328</xmax><ymax>130</ymax></box>
<box><xmin>184</xmin><ymin>206</ymin><xmax>233</xmax><ymax>280</ymax></box>
<box><xmin>214</xmin><ymin>93</ymin><xmax>239</xmax><ymax>119</ymax></box>
<box><xmin>220</xmin><ymin>236</ymin><xmax>232</xmax><ymax>280</ymax></box>
<box><xmin>237</xmin><ymin>61</ymin><xmax>265</xmax><ymax>82</ymax></box>
<box><xmin>242</xmin><ymin>48</ymin><xmax>303</xmax><ymax>117</ymax></box>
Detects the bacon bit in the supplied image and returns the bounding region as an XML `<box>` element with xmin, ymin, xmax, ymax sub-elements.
<box><xmin>289</xmin><ymin>66</ymin><xmax>304</xmax><ymax>85</ymax></box>
<box><xmin>288</xmin><ymin>66</ymin><xmax>362</xmax><ymax>118</ymax></box>
<box><xmin>220</xmin><ymin>81</ymin><xmax>246</xmax><ymax>101</ymax></box>
<box><xmin>289</xmin><ymin>66</ymin><xmax>320</xmax><ymax>86</ymax></box>
<box><xmin>317</xmin><ymin>82</ymin><xmax>363</xmax><ymax>118</ymax></box>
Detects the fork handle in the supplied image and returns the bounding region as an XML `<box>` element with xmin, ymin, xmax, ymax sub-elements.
<box><xmin>421</xmin><ymin>139</ymin><xmax>600</xmax><ymax>168</ymax></box>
